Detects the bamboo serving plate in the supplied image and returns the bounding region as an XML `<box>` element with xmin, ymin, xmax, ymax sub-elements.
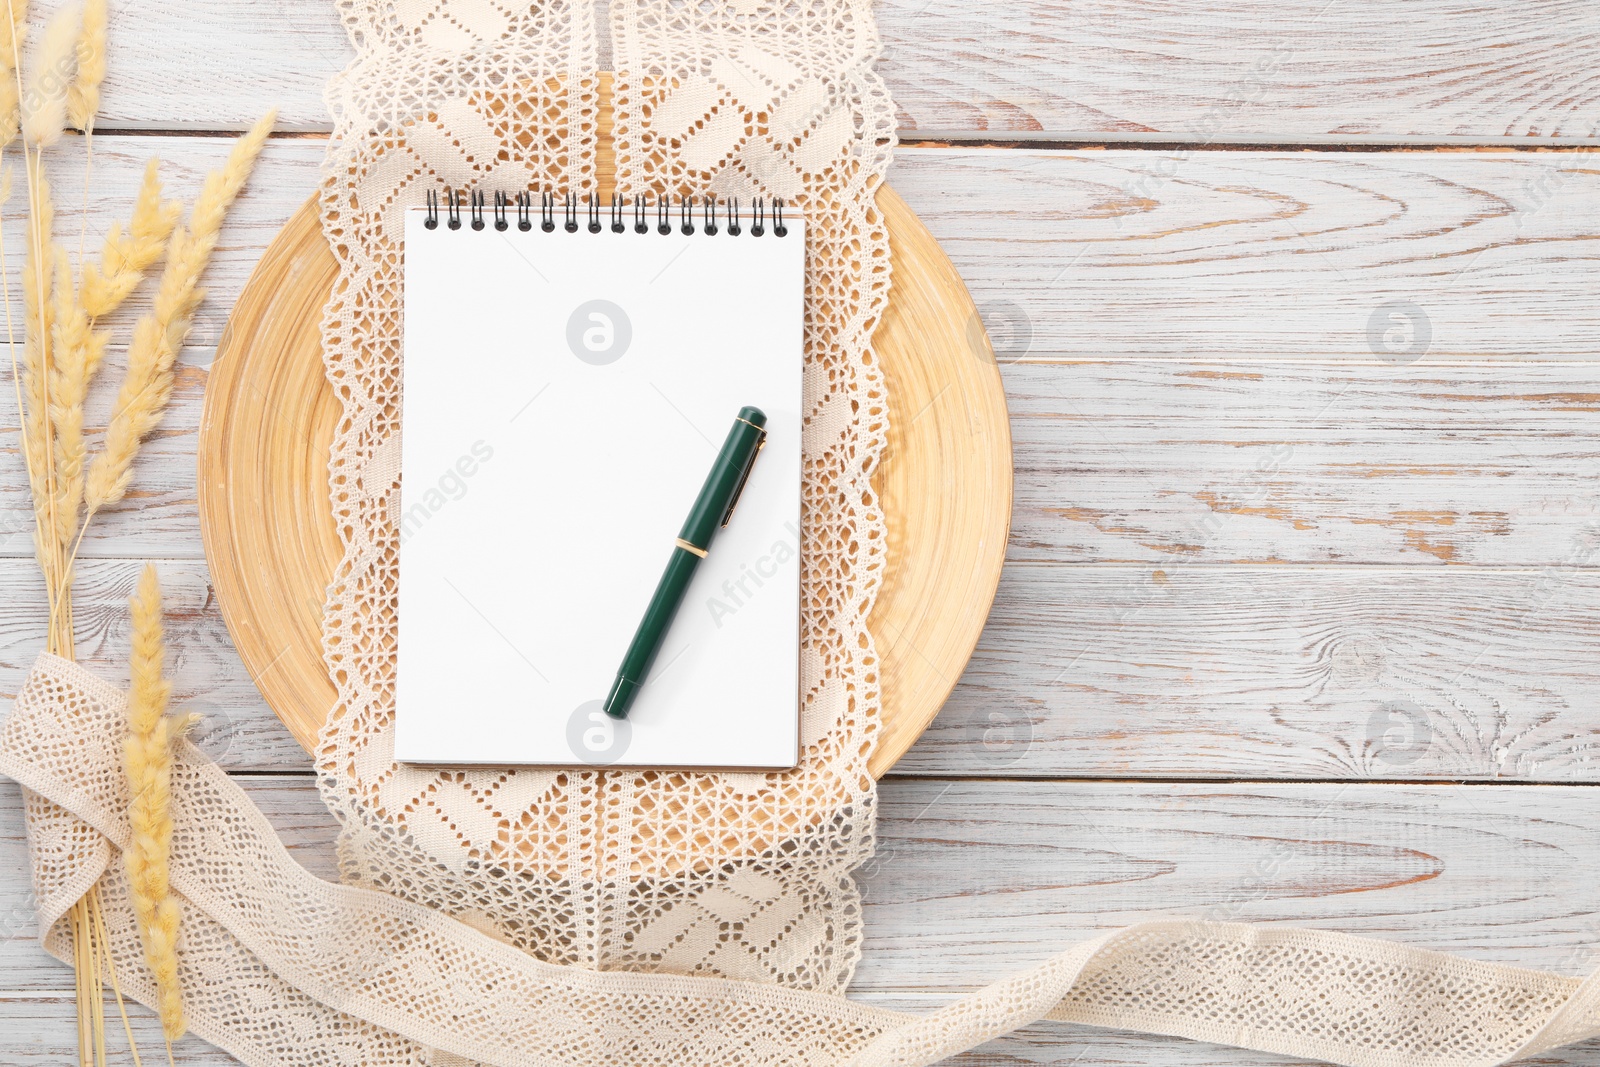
<box><xmin>198</xmin><ymin>88</ymin><xmax>1011</xmax><ymax>779</ymax></box>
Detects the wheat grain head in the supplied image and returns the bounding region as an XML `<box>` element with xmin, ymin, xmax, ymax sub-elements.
<box><xmin>85</xmin><ymin>113</ymin><xmax>274</xmax><ymax>512</ymax></box>
<box><xmin>80</xmin><ymin>157</ymin><xmax>179</xmax><ymax>319</ymax></box>
<box><xmin>46</xmin><ymin>244</ymin><xmax>96</xmax><ymax>561</ymax></box>
<box><xmin>0</xmin><ymin>0</ymin><xmax>30</xmax><ymax>148</ymax></box>
<box><xmin>21</xmin><ymin>1</ymin><xmax>78</xmax><ymax>148</ymax></box>
<box><xmin>123</xmin><ymin>562</ymin><xmax>187</xmax><ymax>1040</ymax></box>
<box><xmin>65</xmin><ymin>0</ymin><xmax>101</xmax><ymax>131</ymax></box>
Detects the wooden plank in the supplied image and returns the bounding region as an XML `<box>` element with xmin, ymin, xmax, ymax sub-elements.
<box><xmin>1</xmin><ymin>993</ymin><xmax>1598</xmax><ymax>1067</ymax></box>
<box><xmin>876</xmin><ymin>0</ymin><xmax>1600</xmax><ymax>144</ymax></box>
<box><xmin>4</xmin><ymin>776</ymin><xmax>1600</xmax><ymax>992</ymax></box>
<box><xmin>0</xmin><ymin>135</ymin><xmax>322</xmax><ymax>563</ymax></box>
<box><xmin>891</xmin><ymin>148</ymin><xmax>1600</xmax><ymax>360</ymax></box>
<box><xmin>0</xmin><ymin>348</ymin><xmax>213</xmax><ymax>560</ymax></box>
<box><xmin>0</xmin><ymin>559</ymin><xmax>308</xmax><ymax>770</ymax></box>
<box><xmin>48</xmin><ymin>1</ymin><xmax>1600</xmax><ymax>144</ymax></box>
<box><xmin>0</xmin><ymin>135</ymin><xmax>325</xmax><ymax>346</ymax></box>
<box><xmin>864</xmin><ymin>780</ymin><xmax>1600</xmax><ymax>983</ymax></box>
<box><xmin>9</xmin><ymin>141</ymin><xmax>1600</xmax><ymax>358</ymax></box>
<box><xmin>1005</xmin><ymin>360</ymin><xmax>1600</xmax><ymax>566</ymax></box>
<box><xmin>15</xmin><ymin>349</ymin><xmax>1600</xmax><ymax>569</ymax></box>
<box><xmin>16</xmin><ymin>345</ymin><xmax>1600</xmax><ymax>570</ymax></box>
<box><xmin>38</xmin><ymin>0</ymin><xmax>350</xmax><ymax>133</ymax></box>
<box><xmin>3</xmin><ymin>141</ymin><xmax>1598</xmax><ymax>562</ymax></box>
<box><xmin>12</xmin><ymin>558</ymin><xmax>1600</xmax><ymax>779</ymax></box>
<box><xmin>901</xmin><ymin>564</ymin><xmax>1600</xmax><ymax>780</ymax></box>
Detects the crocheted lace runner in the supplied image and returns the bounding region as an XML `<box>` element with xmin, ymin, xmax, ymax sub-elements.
<box><xmin>4</xmin><ymin>1</ymin><xmax>1600</xmax><ymax>1064</ymax></box>
<box><xmin>313</xmin><ymin>0</ymin><xmax>888</xmax><ymax>992</ymax></box>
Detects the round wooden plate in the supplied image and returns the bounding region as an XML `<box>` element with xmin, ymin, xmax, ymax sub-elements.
<box><xmin>199</xmin><ymin>107</ymin><xmax>1011</xmax><ymax>779</ymax></box>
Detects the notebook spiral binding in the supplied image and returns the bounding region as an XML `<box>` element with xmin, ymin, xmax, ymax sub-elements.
<box><xmin>423</xmin><ymin>188</ymin><xmax>789</xmax><ymax>238</ymax></box>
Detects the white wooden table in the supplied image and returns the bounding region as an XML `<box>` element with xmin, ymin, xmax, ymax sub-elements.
<box><xmin>4</xmin><ymin>1</ymin><xmax>1600</xmax><ymax>1062</ymax></box>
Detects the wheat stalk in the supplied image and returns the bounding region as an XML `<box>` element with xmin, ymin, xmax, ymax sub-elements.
<box><xmin>123</xmin><ymin>563</ymin><xmax>191</xmax><ymax>1041</ymax></box>
<box><xmin>0</xmin><ymin>8</ymin><xmax>261</xmax><ymax>1063</ymax></box>
<box><xmin>84</xmin><ymin>111</ymin><xmax>273</xmax><ymax>514</ymax></box>
<box><xmin>55</xmin><ymin>159</ymin><xmax>173</xmax><ymax>577</ymax></box>
<box><xmin>3</xmin><ymin>12</ymin><xmax>99</xmax><ymax>1054</ymax></box>
<box><xmin>80</xmin><ymin>158</ymin><xmax>178</xmax><ymax>318</ymax></box>
<box><xmin>11</xmin><ymin>0</ymin><xmax>80</xmax><ymax>647</ymax></box>
<box><xmin>17</xmin><ymin>158</ymin><xmax>66</xmax><ymax>641</ymax></box>
<box><xmin>87</xmin><ymin>887</ymin><xmax>146</xmax><ymax>1067</ymax></box>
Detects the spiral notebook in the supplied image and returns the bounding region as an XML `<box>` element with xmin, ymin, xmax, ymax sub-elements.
<box><xmin>395</xmin><ymin>193</ymin><xmax>804</xmax><ymax>769</ymax></box>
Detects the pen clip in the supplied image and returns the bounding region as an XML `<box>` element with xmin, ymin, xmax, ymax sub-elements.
<box><xmin>721</xmin><ymin>430</ymin><xmax>767</xmax><ymax>528</ymax></box>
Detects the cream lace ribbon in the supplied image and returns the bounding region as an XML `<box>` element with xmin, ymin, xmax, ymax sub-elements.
<box><xmin>5</xmin><ymin>653</ymin><xmax>1600</xmax><ymax>1067</ymax></box>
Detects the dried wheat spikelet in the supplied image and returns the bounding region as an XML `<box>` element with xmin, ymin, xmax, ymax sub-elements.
<box><xmin>123</xmin><ymin>563</ymin><xmax>189</xmax><ymax>1040</ymax></box>
<box><xmin>18</xmin><ymin>165</ymin><xmax>57</xmax><ymax>573</ymax></box>
<box><xmin>0</xmin><ymin>0</ymin><xmax>28</xmax><ymax>62</ymax></box>
<box><xmin>47</xmin><ymin>245</ymin><xmax>97</xmax><ymax>561</ymax></box>
<box><xmin>0</xmin><ymin>0</ymin><xmax>27</xmax><ymax>148</ymax></box>
<box><xmin>187</xmin><ymin>109</ymin><xmax>274</xmax><ymax>241</ymax></box>
<box><xmin>65</xmin><ymin>0</ymin><xmax>101</xmax><ymax>130</ymax></box>
<box><xmin>85</xmin><ymin>111</ymin><xmax>273</xmax><ymax>513</ymax></box>
<box><xmin>80</xmin><ymin>157</ymin><xmax>179</xmax><ymax>319</ymax></box>
<box><xmin>0</xmin><ymin>73</ymin><xmax>16</xmax><ymax>150</ymax></box>
<box><xmin>21</xmin><ymin>0</ymin><xmax>78</xmax><ymax>147</ymax></box>
<box><xmin>46</xmin><ymin>246</ymin><xmax>86</xmax><ymax>547</ymax></box>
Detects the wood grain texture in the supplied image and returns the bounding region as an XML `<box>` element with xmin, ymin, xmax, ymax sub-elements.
<box><xmin>199</xmin><ymin>189</ymin><xmax>1012</xmax><ymax>777</ymax></box>
<box><xmin>4</xmin><ymin>141</ymin><xmax>1599</xmax><ymax>567</ymax></box>
<box><xmin>891</xmin><ymin>148</ymin><xmax>1600</xmax><ymax>360</ymax></box>
<box><xmin>0</xmin><ymin>560</ymin><xmax>306</xmax><ymax>770</ymax></box>
<box><xmin>903</xmin><ymin>565</ymin><xmax>1600</xmax><ymax>780</ymax></box>
<box><xmin>6</xmin><ymin>776</ymin><xmax>1600</xmax><ymax>990</ymax></box>
<box><xmin>875</xmin><ymin>0</ymin><xmax>1600</xmax><ymax>143</ymax></box>
<box><xmin>13</xmin><ymin>558</ymin><xmax>1600</xmax><ymax>782</ymax></box>
<box><xmin>52</xmin><ymin>1</ymin><xmax>1600</xmax><ymax>143</ymax></box>
<box><xmin>870</xmin><ymin>190</ymin><xmax>1015</xmax><ymax>772</ymax></box>
<box><xmin>17</xmin><ymin>353</ymin><xmax>1600</xmax><ymax>570</ymax></box>
<box><xmin>8</xmin><ymin>138</ymin><xmax>1600</xmax><ymax>359</ymax></box>
<box><xmin>1004</xmin><ymin>360</ymin><xmax>1600</xmax><ymax>566</ymax></box>
<box><xmin>0</xmin><ymin>137</ymin><xmax>324</xmax><ymax>345</ymax></box>
<box><xmin>198</xmin><ymin>205</ymin><xmax>344</xmax><ymax>753</ymax></box>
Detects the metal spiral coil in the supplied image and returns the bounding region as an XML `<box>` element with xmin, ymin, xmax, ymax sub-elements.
<box><xmin>423</xmin><ymin>188</ymin><xmax>790</xmax><ymax>238</ymax></box>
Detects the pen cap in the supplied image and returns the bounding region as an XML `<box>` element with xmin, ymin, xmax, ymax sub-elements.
<box><xmin>679</xmin><ymin>407</ymin><xmax>768</xmax><ymax>549</ymax></box>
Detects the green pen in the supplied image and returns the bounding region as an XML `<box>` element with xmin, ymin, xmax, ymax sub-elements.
<box><xmin>603</xmin><ymin>406</ymin><xmax>769</xmax><ymax>719</ymax></box>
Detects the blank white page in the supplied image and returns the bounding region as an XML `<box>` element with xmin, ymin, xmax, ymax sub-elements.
<box><xmin>396</xmin><ymin>204</ymin><xmax>804</xmax><ymax>769</ymax></box>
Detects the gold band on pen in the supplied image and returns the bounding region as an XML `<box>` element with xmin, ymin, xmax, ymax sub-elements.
<box><xmin>675</xmin><ymin>537</ymin><xmax>709</xmax><ymax>558</ymax></box>
<box><xmin>735</xmin><ymin>416</ymin><xmax>763</xmax><ymax>430</ymax></box>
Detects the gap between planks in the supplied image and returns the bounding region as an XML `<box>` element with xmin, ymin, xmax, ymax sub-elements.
<box><xmin>52</xmin><ymin>129</ymin><xmax>1600</xmax><ymax>152</ymax></box>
